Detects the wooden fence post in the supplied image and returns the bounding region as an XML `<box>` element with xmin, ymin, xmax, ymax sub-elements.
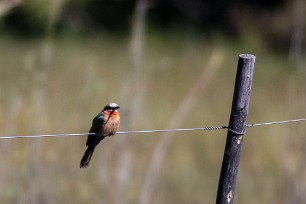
<box><xmin>216</xmin><ymin>54</ymin><xmax>255</xmax><ymax>204</ymax></box>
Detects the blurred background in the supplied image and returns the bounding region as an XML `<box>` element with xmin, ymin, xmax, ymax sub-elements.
<box><xmin>0</xmin><ymin>0</ymin><xmax>305</xmax><ymax>203</ymax></box>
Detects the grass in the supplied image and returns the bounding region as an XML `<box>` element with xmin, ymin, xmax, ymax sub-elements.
<box><xmin>0</xmin><ymin>31</ymin><xmax>305</xmax><ymax>204</ymax></box>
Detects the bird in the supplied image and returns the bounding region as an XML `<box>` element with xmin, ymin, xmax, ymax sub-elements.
<box><xmin>80</xmin><ymin>102</ymin><xmax>120</xmax><ymax>168</ymax></box>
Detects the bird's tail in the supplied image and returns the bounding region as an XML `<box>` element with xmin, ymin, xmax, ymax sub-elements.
<box><xmin>80</xmin><ymin>146</ymin><xmax>96</xmax><ymax>168</ymax></box>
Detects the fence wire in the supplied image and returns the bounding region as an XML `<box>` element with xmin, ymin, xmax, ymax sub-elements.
<box><xmin>0</xmin><ymin>118</ymin><xmax>305</xmax><ymax>139</ymax></box>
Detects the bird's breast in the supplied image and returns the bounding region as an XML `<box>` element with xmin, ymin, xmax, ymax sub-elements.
<box><xmin>99</xmin><ymin>114</ymin><xmax>120</xmax><ymax>137</ymax></box>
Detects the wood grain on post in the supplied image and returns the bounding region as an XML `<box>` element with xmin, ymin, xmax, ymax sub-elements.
<box><xmin>216</xmin><ymin>54</ymin><xmax>255</xmax><ymax>204</ymax></box>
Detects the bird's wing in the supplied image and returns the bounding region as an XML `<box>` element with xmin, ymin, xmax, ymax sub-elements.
<box><xmin>86</xmin><ymin>113</ymin><xmax>105</xmax><ymax>146</ymax></box>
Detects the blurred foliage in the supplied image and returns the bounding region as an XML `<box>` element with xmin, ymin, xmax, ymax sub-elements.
<box><xmin>0</xmin><ymin>0</ymin><xmax>299</xmax><ymax>50</ymax></box>
<box><xmin>1</xmin><ymin>0</ymin><xmax>49</xmax><ymax>36</ymax></box>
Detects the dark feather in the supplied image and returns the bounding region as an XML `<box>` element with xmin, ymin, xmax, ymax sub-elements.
<box><xmin>80</xmin><ymin>146</ymin><xmax>95</xmax><ymax>168</ymax></box>
<box><xmin>86</xmin><ymin>113</ymin><xmax>105</xmax><ymax>146</ymax></box>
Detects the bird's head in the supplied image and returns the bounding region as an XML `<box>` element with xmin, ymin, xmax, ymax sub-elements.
<box><xmin>102</xmin><ymin>102</ymin><xmax>120</xmax><ymax>112</ymax></box>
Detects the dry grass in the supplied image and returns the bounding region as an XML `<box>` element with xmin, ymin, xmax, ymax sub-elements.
<box><xmin>0</xmin><ymin>32</ymin><xmax>305</xmax><ymax>204</ymax></box>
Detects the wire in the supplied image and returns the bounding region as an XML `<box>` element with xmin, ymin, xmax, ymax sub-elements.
<box><xmin>117</xmin><ymin>126</ymin><xmax>227</xmax><ymax>135</ymax></box>
<box><xmin>0</xmin><ymin>133</ymin><xmax>96</xmax><ymax>139</ymax></box>
<box><xmin>246</xmin><ymin>118</ymin><xmax>306</xmax><ymax>127</ymax></box>
<box><xmin>0</xmin><ymin>127</ymin><xmax>227</xmax><ymax>139</ymax></box>
<box><xmin>0</xmin><ymin>118</ymin><xmax>305</xmax><ymax>139</ymax></box>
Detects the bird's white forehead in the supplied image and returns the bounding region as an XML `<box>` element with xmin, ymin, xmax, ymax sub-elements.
<box><xmin>108</xmin><ymin>103</ymin><xmax>118</xmax><ymax>107</ymax></box>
